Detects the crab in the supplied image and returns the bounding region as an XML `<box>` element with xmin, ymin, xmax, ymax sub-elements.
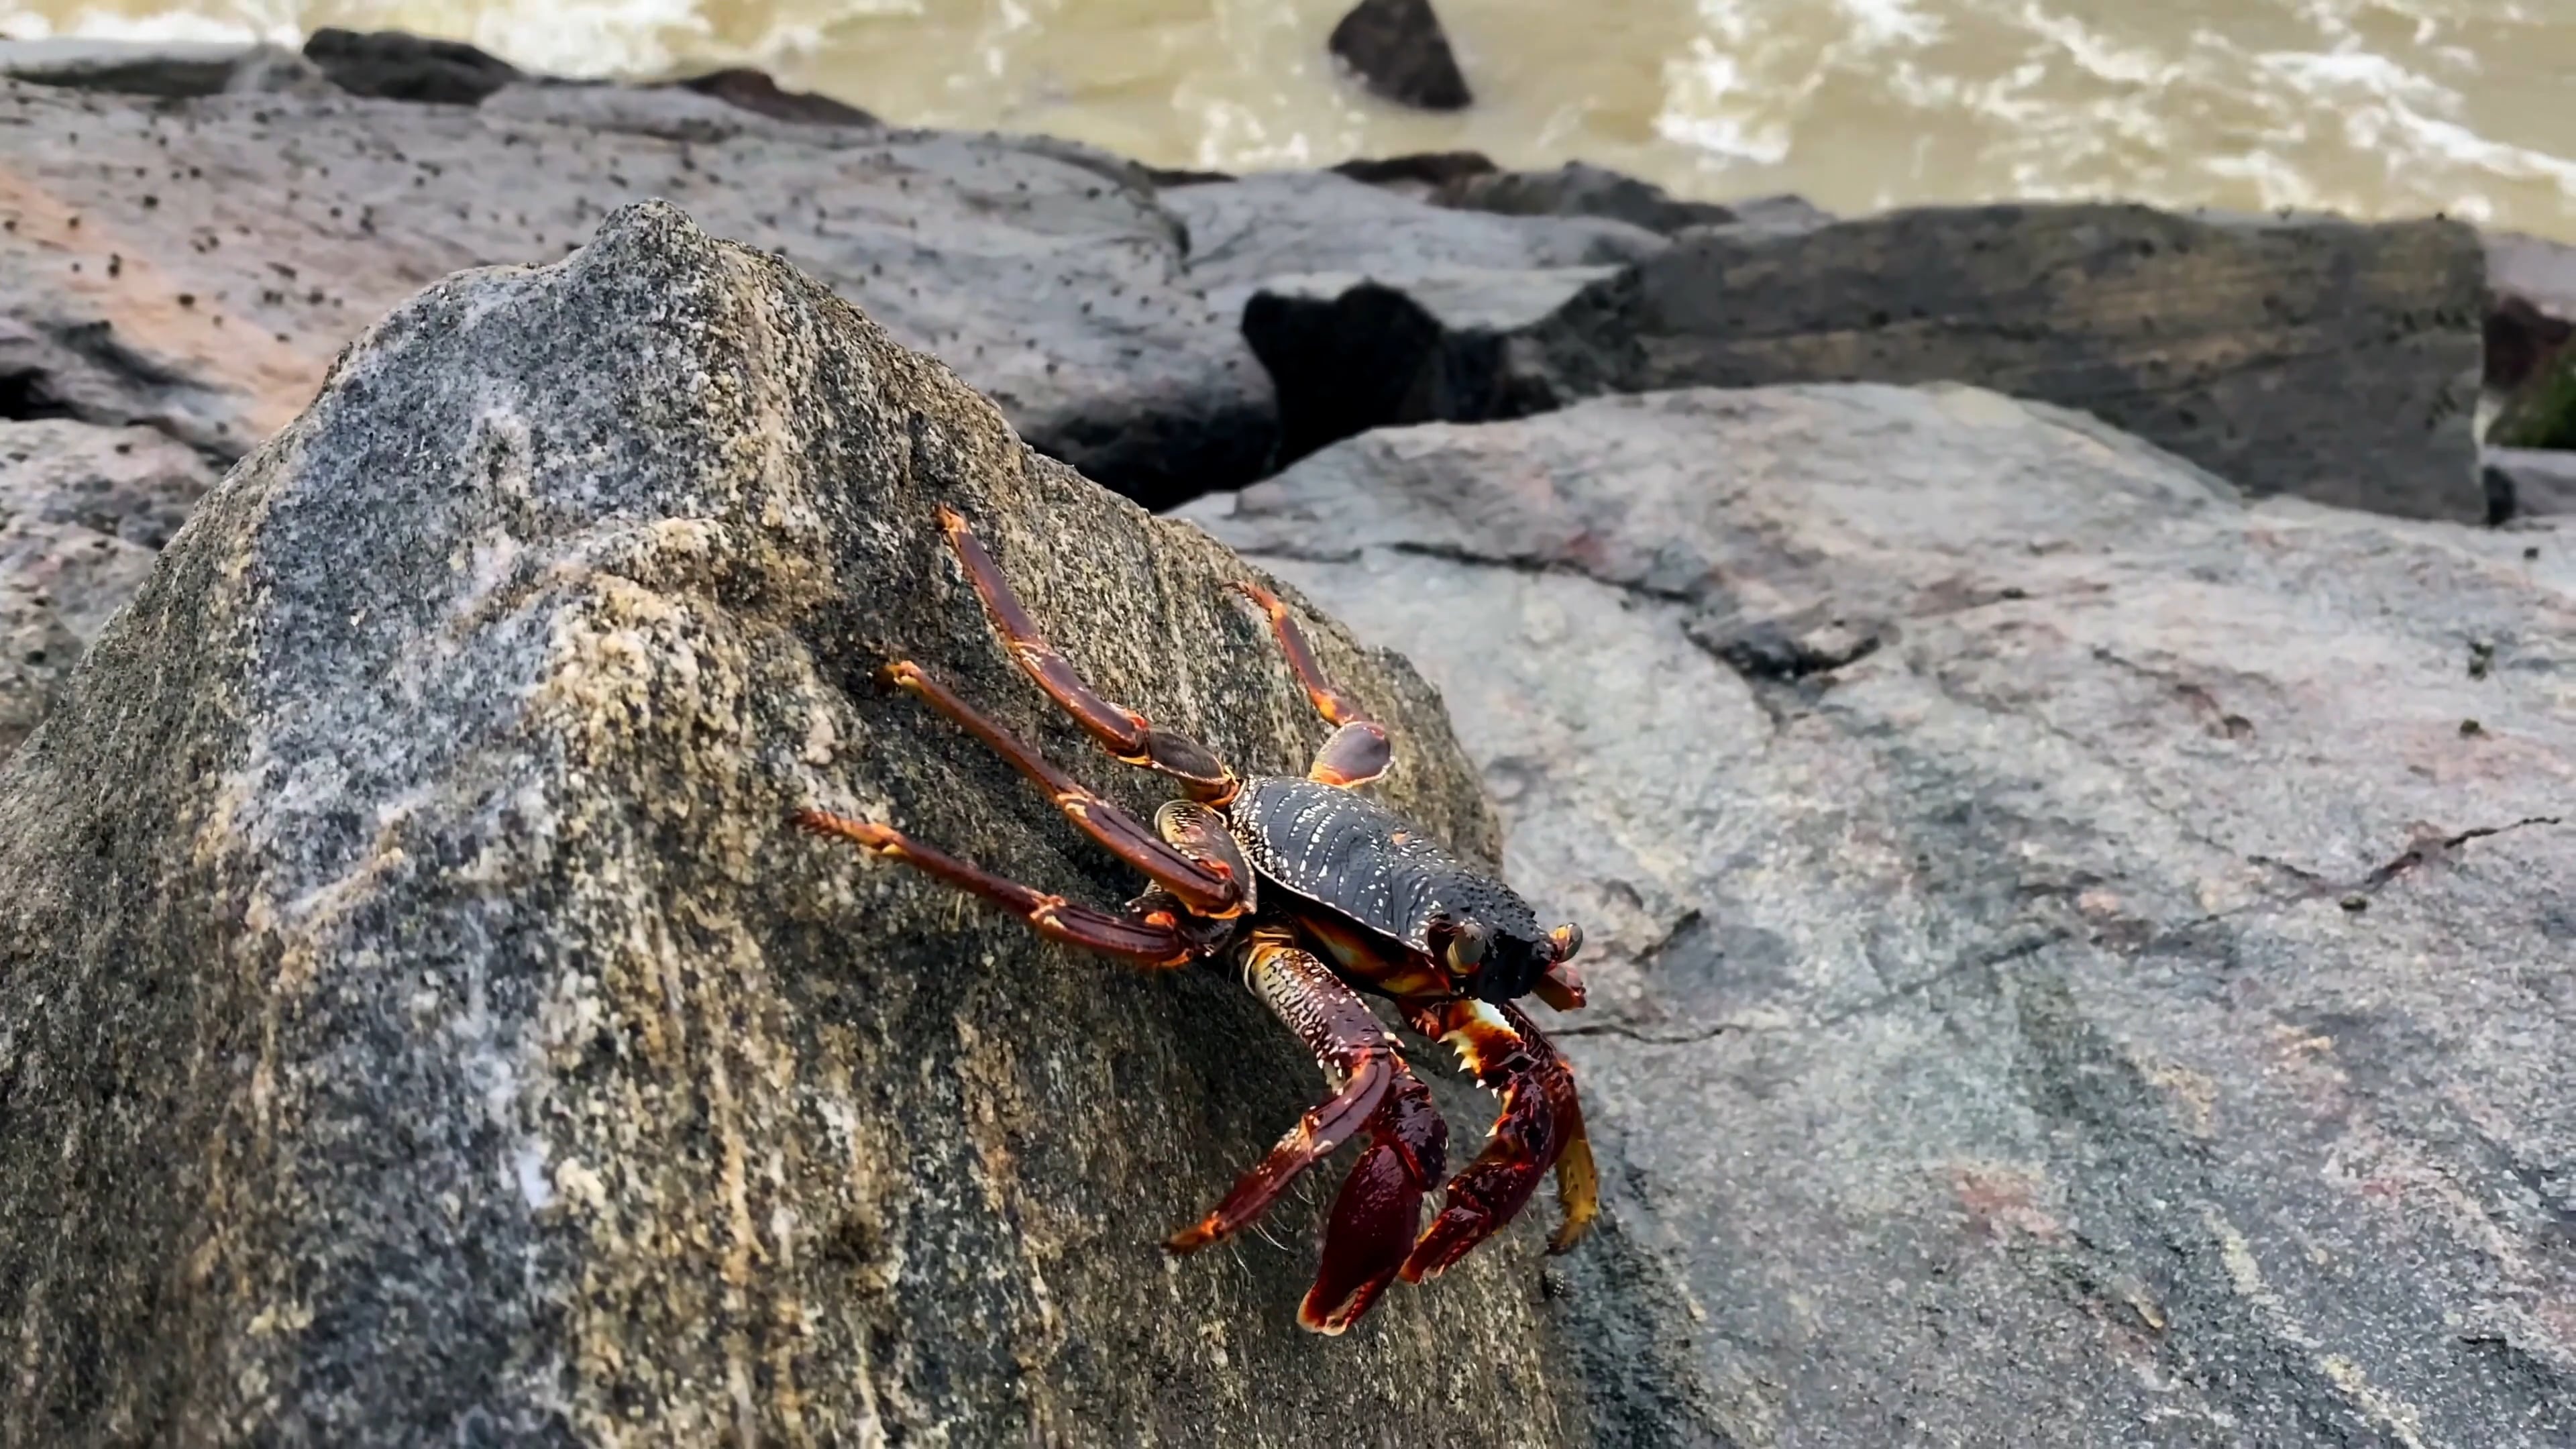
<box><xmin>792</xmin><ymin>506</ymin><xmax>1597</xmax><ymax>1334</ymax></box>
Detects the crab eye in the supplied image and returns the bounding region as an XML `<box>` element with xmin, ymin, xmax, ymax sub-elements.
<box><xmin>1446</xmin><ymin>921</ymin><xmax>1490</xmax><ymax>973</ymax></box>
<box><xmin>1548</xmin><ymin>922</ymin><xmax>1583</xmax><ymax>963</ymax></box>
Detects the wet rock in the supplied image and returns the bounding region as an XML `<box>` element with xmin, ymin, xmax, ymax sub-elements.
<box><xmin>1179</xmin><ymin>383</ymin><xmax>2576</xmax><ymax>1446</ymax></box>
<box><xmin>1527</xmin><ymin>203</ymin><xmax>2490</xmax><ymax>522</ymax></box>
<box><xmin>662</xmin><ymin>66</ymin><xmax>877</xmax><ymax>127</ymax></box>
<box><xmin>2489</xmin><ymin>348</ymin><xmax>2576</xmax><ymax>451</ymax></box>
<box><xmin>1167</xmin><ymin>168</ymin><xmax>1666</xmax><ymax>307</ymax></box>
<box><xmin>0</xmin><ymin>79</ymin><xmax>1271</xmax><ymax>507</ymax></box>
<box><xmin>301</xmin><ymin>27</ymin><xmax>525</xmax><ymax>106</ymax></box>
<box><xmin>0</xmin><ymin>418</ymin><xmax>213</xmax><ymax>757</ymax></box>
<box><xmin>2485</xmin><ymin>230</ymin><xmax>2576</xmax><ymax>393</ymax></box>
<box><xmin>2486</xmin><ymin>446</ymin><xmax>2576</xmax><ymax>517</ymax></box>
<box><xmin>0</xmin><ymin>202</ymin><xmax>1613</xmax><ymax>1444</ymax></box>
<box><xmin>1328</xmin><ymin>0</ymin><xmax>1472</xmax><ymax>112</ymax></box>
<box><xmin>1431</xmin><ymin>161</ymin><xmax>1827</xmax><ymax>237</ymax></box>
<box><xmin>1330</xmin><ymin>149</ymin><xmax>1501</xmax><ymax>200</ymax></box>
<box><xmin>1244</xmin><ymin>266</ymin><xmax>1613</xmax><ymax>464</ymax></box>
<box><xmin>0</xmin><ymin>38</ymin><xmax>327</xmax><ymax>97</ymax></box>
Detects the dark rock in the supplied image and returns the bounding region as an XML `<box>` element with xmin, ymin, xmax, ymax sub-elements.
<box><xmin>1244</xmin><ymin>266</ymin><xmax>1613</xmax><ymax>464</ymax></box>
<box><xmin>2485</xmin><ymin>447</ymin><xmax>2576</xmax><ymax>517</ymax></box>
<box><xmin>0</xmin><ymin>79</ymin><xmax>1271</xmax><ymax>508</ymax></box>
<box><xmin>302</xmin><ymin>26</ymin><xmax>525</xmax><ymax>106</ymax></box>
<box><xmin>0</xmin><ymin>419</ymin><xmax>213</xmax><ymax>757</ymax></box>
<box><xmin>1328</xmin><ymin>0</ymin><xmax>1473</xmax><ymax>111</ymax></box>
<box><xmin>1330</xmin><ymin>150</ymin><xmax>1500</xmax><ymax>199</ymax></box>
<box><xmin>2485</xmin><ymin>230</ymin><xmax>2576</xmax><ymax>387</ymax></box>
<box><xmin>0</xmin><ymin>38</ymin><xmax>329</xmax><ymax>97</ymax></box>
<box><xmin>1179</xmin><ymin>382</ymin><xmax>2576</xmax><ymax>1446</ymax></box>
<box><xmin>1529</xmin><ymin>203</ymin><xmax>2490</xmax><ymax>521</ymax></box>
<box><xmin>663</xmin><ymin>66</ymin><xmax>877</xmax><ymax>127</ymax></box>
<box><xmin>1166</xmin><ymin>168</ymin><xmax>1666</xmax><ymax>303</ymax></box>
<box><xmin>0</xmin><ymin>201</ymin><xmax>1618</xmax><ymax>1444</ymax></box>
<box><xmin>1430</xmin><ymin>161</ymin><xmax>1811</xmax><ymax>236</ymax></box>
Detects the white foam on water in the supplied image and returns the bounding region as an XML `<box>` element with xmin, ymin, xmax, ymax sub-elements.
<box><xmin>1654</xmin><ymin>36</ymin><xmax>1793</xmax><ymax>168</ymax></box>
<box><xmin>1</xmin><ymin>3</ymin><xmax>293</xmax><ymax>44</ymax></box>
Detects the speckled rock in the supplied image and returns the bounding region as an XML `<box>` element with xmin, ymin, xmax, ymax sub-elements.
<box><xmin>0</xmin><ymin>203</ymin><xmax>1615</xmax><ymax>1446</ymax></box>
<box><xmin>1179</xmin><ymin>385</ymin><xmax>2576</xmax><ymax>1445</ymax></box>
<box><xmin>0</xmin><ymin>77</ymin><xmax>1271</xmax><ymax>508</ymax></box>
<box><xmin>0</xmin><ymin>417</ymin><xmax>213</xmax><ymax>758</ymax></box>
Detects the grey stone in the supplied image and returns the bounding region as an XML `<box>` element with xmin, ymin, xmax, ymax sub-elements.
<box><xmin>0</xmin><ymin>418</ymin><xmax>213</xmax><ymax>757</ymax></box>
<box><xmin>1244</xmin><ymin>266</ymin><xmax>1615</xmax><ymax>464</ymax></box>
<box><xmin>1528</xmin><ymin>203</ymin><xmax>2490</xmax><ymax>521</ymax></box>
<box><xmin>0</xmin><ymin>79</ymin><xmax>1271</xmax><ymax>508</ymax></box>
<box><xmin>1328</xmin><ymin>0</ymin><xmax>1472</xmax><ymax>111</ymax></box>
<box><xmin>1431</xmin><ymin>161</ymin><xmax>1829</xmax><ymax>239</ymax></box>
<box><xmin>661</xmin><ymin>67</ymin><xmax>878</xmax><ymax>127</ymax></box>
<box><xmin>0</xmin><ymin>201</ymin><xmax>1617</xmax><ymax>1444</ymax></box>
<box><xmin>1179</xmin><ymin>384</ymin><xmax>2576</xmax><ymax>1445</ymax></box>
<box><xmin>2487</xmin><ymin>446</ymin><xmax>2576</xmax><ymax>518</ymax></box>
<box><xmin>1167</xmin><ymin>168</ymin><xmax>1666</xmax><ymax>306</ymax></box>
<box><xmin>0</xmin><ymin>38</ymin><xmax>326</xmax><ymax>98</ymax></box>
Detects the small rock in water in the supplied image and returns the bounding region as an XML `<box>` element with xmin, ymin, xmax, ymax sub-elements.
<box><xmin>301</xmin><ymin>27</ymin><xmax>525</xmax><ymax>106</ymax></box>
<box><xmin>1328</xmin><ymin>0</ymin><xmax>1474</xmax><ymax>111</ymax></box>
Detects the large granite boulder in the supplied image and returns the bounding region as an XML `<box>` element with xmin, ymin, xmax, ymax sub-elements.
<box><xmin>1179</xmin><ymin>385</ymin><xmax>2576</xmax><ymax>1444</ymax></box>
<box><xmin>0</xmin><ymin>77</ymin><xmax>1270</xmax><ymax>508</ymax></box>
<box><xmin>0</xmin><ymin>418</ymin><xmax>214</xmax><ymax>757</ymax></box>
<box><xmin>0</xmin><ymin>203</ymin><xmax>1623</xmax><ymax>1444</ymax></box>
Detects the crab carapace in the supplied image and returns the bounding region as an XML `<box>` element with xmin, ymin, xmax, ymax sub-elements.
<box><xmin>794</xmin><ymin>506</ymin><xmax>1597</xmax><ymax>1334</ymax></box>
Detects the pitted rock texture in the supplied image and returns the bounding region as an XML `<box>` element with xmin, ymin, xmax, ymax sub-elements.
<box><xmin>0</xmin><ymin>77</ymin><xmax>1270</xmax><ymax>508</ymax></box>
<box><xmin>0</xmin><ymin>202</ymin><xmax>1614</xmax><ymax>1446</ymax></box>
<box><xmin>1180</xmin><ymin>384</ymin><xmax>2576</xmax><ymax>1446</ymax></box>
<box><xmin>0</xmin><ymin>417</ymin><xmax>213</xmax><ymax>757</ymax></box>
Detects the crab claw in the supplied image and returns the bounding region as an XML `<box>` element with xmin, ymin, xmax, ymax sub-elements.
<box><xmin>1399</xmin><ymin>1000</ymin><xmax>1588</xmax><ymax>1283</ymax></box>
<box><xmin>1299</xmin><ymin>1071</ymin><xmax>1446</xmax><ymax>1334</ymax></box>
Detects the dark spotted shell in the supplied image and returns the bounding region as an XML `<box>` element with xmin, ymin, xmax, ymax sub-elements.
<box><xmin>1226</xmin><ymin>775</ymin><xmax>1544</xmax><ymax>960</ymax></box>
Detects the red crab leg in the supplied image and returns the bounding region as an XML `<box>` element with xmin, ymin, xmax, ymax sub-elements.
<box><xmin>792</xmin><ymin>810</ymin><xmax>1201</xmax><ymax>964</ymax></box>
<box><xmin>1399</xmin><ymin>999</ymin><xmax>1593</xmax><ymax>1281</ymax></box>
<box><xmin>941</xmin><ymin>506</ymin><xmax>1238</xmax><ymax>802</ymax></box>
<box><xmin>1166</xmin><ymin>930</ymin><xmax>1442</xmax><ymax>1324</ymax></box>
<box><xmin>1230</xmin><ymin>580</ymin><xmax>1393</xmax><ymax>790</ymax></box>
<box><xmin>880</xmin><ymin>660</ymin><xmax>1249</xmax><ymax>920</ymax></box>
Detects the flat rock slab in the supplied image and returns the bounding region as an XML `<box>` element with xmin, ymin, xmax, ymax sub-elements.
<box><xmin>0</xmin><ymin>201</ymin><xmax>1635</xmax><ymax>1444</ymax></box>
<box><xmin>1180</xmin><ymin>385</ymin><xmax>2576</xmax><ymax>1444</ymax></box>
<box><xmin>1167</xmin><ymin>168</ymin><xmax>1667</xmax><ymax>304</ymax></box>
<box><xmin>1529</xmin><ymin>203</ymin><xmax>2489</xmax><ymax>522</ymax></box>
<box><xmin>0</xmin><ymin>417</ymin><xmax>213</xmax><ymax>757</ymax></box>
<box><xmin>0</xmin><ymin>79</ymin><xmax>1271</xmax><ymax>508</ymax></box>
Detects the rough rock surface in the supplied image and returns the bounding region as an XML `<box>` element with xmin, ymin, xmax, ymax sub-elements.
<box><xmin>1327</xmin><ymin>0</ymin><xmax>1473</xmax><ymax>111</ymax></box>
<box><xmin>1165</xmin><ymin>167</ymin><xmax>1666</xmax><ymax>308</ymax></box>
<box><xmin>1528</xmin><ymin>204</ymin><xmax>2489</xmax><ymax>521</ymax></box>
<box><xmin>0</xmin><ymin>78</ymin><xmax>1271</xmax><ymax>507</ymax></box>
<box><xmin>300</xmin><ymin>27</ymin><xmax>525</xmax><ymax>106</ymax></box>
<box><xmin>0</xmin><ymin>417</ymin><xmax>213</xmax><ymax>757</ymax></box>
<box><xmin>1430</xmin><ymin>162</ymin><xmax>1828</xmax><ymax>238</ymax></box>
<box><xmin>0</xmin><ymin>201</ymin><xmax>1634</xmax><ymax>1444</ymax></box>
<box><xmin>1244</xmin><ymin>266</ymin><xmax>1615</xmax><ymax>464</ymax></box>
<box><xmin>0</xmin><ymin>39</ymin><xmax>331</xmax><ymax>98</ymax></box>
<box><xmin>1180</xmin><ymin>384</ymin><xmax>2576</xmax><ymax>1445</ymax></box>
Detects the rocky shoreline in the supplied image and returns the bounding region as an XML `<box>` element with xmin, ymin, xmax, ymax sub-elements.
<box><xmin>2</xmin><ymin>31</ymin><xmax>2573</xmax><ymax>1449</ymax></box>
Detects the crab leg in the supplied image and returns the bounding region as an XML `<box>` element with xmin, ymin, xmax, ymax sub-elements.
<box><xmin>1398</xmin><ymin>999</ymin><xmax>1596</xmax><ymax>1281</ymax></box>
<box><xmin>792</xmin><ymin>810</ymin><xmax>1201</xmax><ymax>964</ymax></box>
<box><xmin>880</xmin><ymin>660</ymin><xmax>1250</xmax><ymax>920</ymax></box>
<box><xmin>941</xmin><ymin>506</ymin><xmax>1238</xmax><ymax>802</ymax></box>
<box><xmin>1167</xmin><ymin>928</ymin><xmax>1447</xmax><ymax>1333</ymax></box>
<box><xmin>1230</xmin><ymin>580</ymin><xmax>1393</xmax><ymax>790</ymax></box>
